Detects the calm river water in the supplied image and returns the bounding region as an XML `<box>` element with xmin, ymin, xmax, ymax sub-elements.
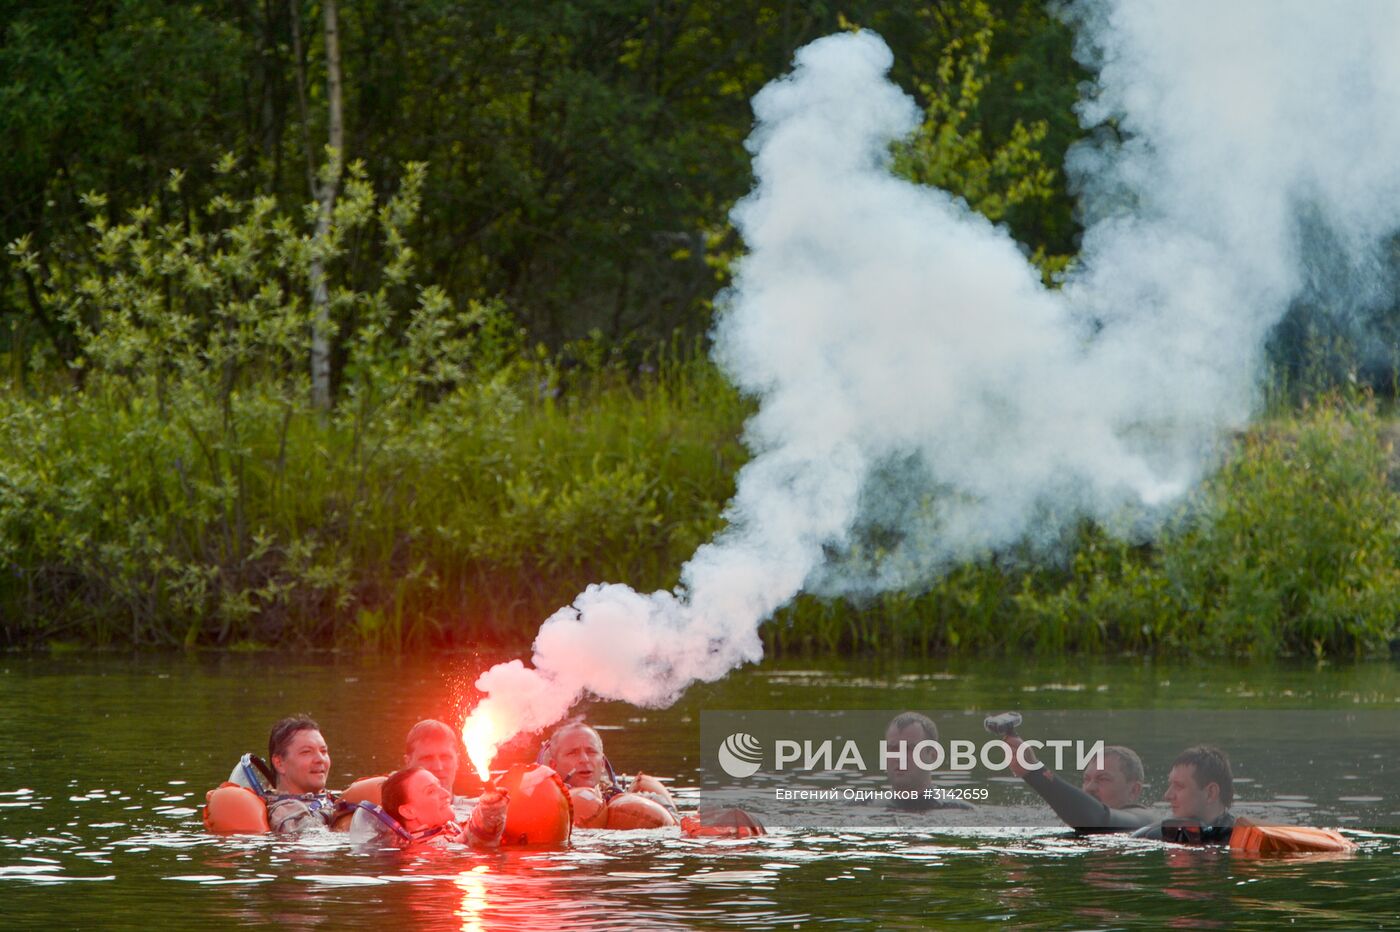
<box><xmin>1</xmin><ymin>651</ymin><xmax>1397</xmax><ymax>929</ymax></box>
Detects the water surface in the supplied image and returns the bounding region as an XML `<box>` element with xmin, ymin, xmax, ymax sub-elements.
<box><xmin>1</xmin><ymin>652</ymin><xmax>1397</xmax><ymax>929</ymax></box>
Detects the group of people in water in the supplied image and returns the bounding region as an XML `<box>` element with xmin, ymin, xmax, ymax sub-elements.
<box><xmin>239</xmin><ymin>714</ymin><xmax>683</xmax><ymax>848</ymax></box>
<box><xmin>883</xmin><ymin>711</ymin><xmax>1235</xmax><ymax>840</ymax></box>
<box><xmin>218</xmin><ymin>708</ymin><xmax>1339</xmax><ymax>852</ymax></box>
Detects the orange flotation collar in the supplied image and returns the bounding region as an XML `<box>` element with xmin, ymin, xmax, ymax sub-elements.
<box><xmin>204</xmin><ymin>782</ymin><xmax>271</xmax><ymax>834</ymax></box>
<box><xmin>1229</xmin><ymin>818</ymin><xmax>1356</xmax><ymax>854</ymax></box>
<box><xmin>498</xmin><ymin>763</ymin><xmax>573</xmax><ymax>847</ymax></box>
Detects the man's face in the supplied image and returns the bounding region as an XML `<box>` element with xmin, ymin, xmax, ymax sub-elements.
<box><xmin>1082</xmin><ymin>754</ymin><xmax>1140</xmax><ymax>809</ymax></box>
<box><xmin>549</xmin><ymin>727</ymin><xmax>606</xmax><ymax>788</ymax></box>
<box><xmin>883</xmin><ymin>723</ymin><xmax>933</xmax><ymax>792</ymax></box>
<box><xmin>401</xmin><ymin>768</ymin><xmax>455</xmax><ymax>830</ymax></box>
<box><xmin>1164</xmin><ymin>763</ymin><xmax>1216</xmax><ymax>819</ymax></box>
<box><xmin>405</xmin><ymin>738</ymin><xmax>459</xmax><ymax>794</ymax></box>
<box><xmin>274</xmin><ymin>728</ymin><xmax>330</xmax><ymax>795</ymax></box>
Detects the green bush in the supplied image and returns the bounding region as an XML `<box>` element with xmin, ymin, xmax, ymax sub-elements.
<box><xmin>0</xmin><ymin>166</ymin><xmax>747</xmax><ymax>648</ymax></box>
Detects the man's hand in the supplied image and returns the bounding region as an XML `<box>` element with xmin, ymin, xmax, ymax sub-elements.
<box><xmin>1004</xmin><ymin>735</ymin><xmax>1048</xmax><ymax>780</ymax></box>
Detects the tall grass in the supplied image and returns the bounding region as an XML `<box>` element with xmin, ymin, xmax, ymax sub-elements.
<box><xmin>0</xmin><ymin>347</ymin><xmax>749</xmax><ymax>649</ymax></box>
<box><xmin>4</xmin><ymin>355</ymin><xmax>1398</xmax><ymax>658</ymax></box>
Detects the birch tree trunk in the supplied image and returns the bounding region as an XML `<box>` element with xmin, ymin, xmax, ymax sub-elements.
<box><xmin>291</xmin><ymin>0</ymin><xmax>343</xmax><ymax>411</ymax></box>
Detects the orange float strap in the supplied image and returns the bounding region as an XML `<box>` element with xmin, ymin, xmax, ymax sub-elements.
<box><xmin>1229</xmin><ymin>818</ymin><xmax>1356</xmax><ymax>854</ymax></box>
<box><xmin>498</xmin><ymin>763</ymin><xmax>574</xmax><ymax>847</ymax></box>
<box><xmin>204</xmin><ymin>782</ymin><xmax>271</xmax><ymax>834</ymax></box>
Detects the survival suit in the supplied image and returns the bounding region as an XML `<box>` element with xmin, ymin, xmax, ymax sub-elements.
<box><xmin>207</xmin><ymin>752</ymin><xmax>348</xmax><ymax>835</ymax></box>
<box><xmin>1133</xmin><ymin>810</ymin><xmax>1236</xmax><ymax>842</ymax></box>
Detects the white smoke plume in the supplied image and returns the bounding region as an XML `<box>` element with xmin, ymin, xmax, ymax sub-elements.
<box><xmin>466</xmin><ymin>3</ymin><xmax>1400</xmax><ymax>752</ymax></box>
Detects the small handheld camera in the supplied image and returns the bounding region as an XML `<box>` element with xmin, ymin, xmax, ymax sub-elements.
<box><xmin>983</xmin><ymin>711</ymin><xmax>1023</xmax><ymax>737</ymax></box>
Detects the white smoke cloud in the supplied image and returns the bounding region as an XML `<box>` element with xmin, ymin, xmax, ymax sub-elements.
<box><xmin>467</xmin><ymin>4</ymin><xmax>1400</xmax><ymax>751</ymax></box>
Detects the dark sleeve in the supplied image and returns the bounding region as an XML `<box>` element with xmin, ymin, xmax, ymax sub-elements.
<box><xmin>1021</xmin><ymin>770</ymin><xmax>1156</xmax><ymax>832</ymax></box>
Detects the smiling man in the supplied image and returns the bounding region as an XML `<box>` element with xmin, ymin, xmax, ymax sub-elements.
<box><xmin>265</xmin><ymin>714</ymin><xmax>340</xmax><ymax>835</ymax></box>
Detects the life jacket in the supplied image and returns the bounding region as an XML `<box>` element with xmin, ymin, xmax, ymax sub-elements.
<box><xmin>679</xmin><ymin>809</ymin><xmax>767</xmax><ymax>839</ymax></box>
<box><xmin>1229</xmin><ymin>818</ymin><xmax>1357</xmax><ymax>854</ymax></box>
<box><xmin>332</xmin><ymin>775</ymin><xmax>387</xmax><ymax>831</ymax></box>
<box><xmin>204</xmin><ymin>753</ymin><xmax>276</xmax><ymax>834</ymax></box>
<box><xmin>498</xmin><ymin>763</ymin><xmax>573</xmax><ymax>846</ymax></box>
<box><xmin>1159</xmin><ymin>818</ymin><xmax>1234</xmax><ymax>845</ymax></box>
<box><xmin>228</xmin><ymin>752</ymin><xmax>276</xmax><ymax>798</ymax></box>
<box><xmin>603</xmin><ymin>793</ymin><xmax>679</xmax><ymax>830</ymax></box>
<box><xmin>205</xmin><ymin>753</ymin><xmax>361</xmax><ymax>835</ymax></box>
<box><xmin>204</xmin><ymin>783</ymin><xmax>271</xmax><ymax>834</ymax></box>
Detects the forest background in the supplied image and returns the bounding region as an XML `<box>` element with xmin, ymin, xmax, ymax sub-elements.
<box><xmin>2</xmin><ymin>0</ymin><xmax>1397</xmax><ymax>658</ymax></box>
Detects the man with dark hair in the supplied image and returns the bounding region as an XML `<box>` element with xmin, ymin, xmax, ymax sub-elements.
<box><xmin>882</xmin><ymin>712</ymin><xmax>975</xmax><ymax>811</ymax></box>
<box><xmin>1133</xmin><ymin>744</ymin><xmax>1235</xmax><ymax>841</ymax></box>
<box><xmin>265</xmin><ymin>714</ymin><xmax>339</xmax><ymax>835</ymax></box>
<box><xmin>353</xmin><ymin>766</ymin><xmax>507</xmax><ymax>849</ymax></box>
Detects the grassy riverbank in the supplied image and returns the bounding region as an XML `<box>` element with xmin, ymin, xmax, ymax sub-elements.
<box><xmin>3</xmin><ymin>348</ymin><xmax>1398</xmax><ymax>658</ymax></box>
<box><xmin>0</xmin><ymin>349</ymin><xmax>746</xmax><ymax>649</ymax></box>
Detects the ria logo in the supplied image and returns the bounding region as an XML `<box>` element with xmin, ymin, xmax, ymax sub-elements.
<box><xmin>717</xmin><ymin>732</ymin><xmax>763</xmax><ymax>778</ymax></box>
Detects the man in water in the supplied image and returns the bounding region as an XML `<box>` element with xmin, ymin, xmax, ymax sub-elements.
<box><xmin>541</xmin><ymin>721</ymin><xmax>678</xmax><ymax>822</ymax></box>
<box><xmin>360</xmin><ymin>766</ymin><xmax>507</xmax><ymax>849</ymax></box>
<box><xmin>265</xmin><ymin>714</ymin><xmax>339</xmax><ymax>834</ymax></box>
<box><xmin>882</xmin><ymin>712</ymin><xmax>975</xmax><ymax>811</ymax></box>
<box><xmin>1132</xmin><ymin>745</ymin><xmax>1235</xmax><ymax>841</ymax></box>
<box><xmin>402</xmin><ymin>718</ymin><xmax>490</xmax><ymax>823</ymax></box>
<box><xmin>996</xmin><ymin>713</ymin><xmax>1155</xmax><ymax>832</ymax></box>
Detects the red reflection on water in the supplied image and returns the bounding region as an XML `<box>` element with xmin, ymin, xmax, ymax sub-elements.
<box><xmin>455</xmin><ymin>864</ymin><xmax>489</xmax><ymax>932</ymax></box>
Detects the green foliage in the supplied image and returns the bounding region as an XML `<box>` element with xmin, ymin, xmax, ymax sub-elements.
<box><xmin>1</xmin><ymin>2</ymin><xmax>1393</xmax><ymax>659</ymax></box>
<box><xmin>0</xmin><ymin>307</ymin><xmax>746</xmax><ymax>647</ymax></box>
<box><xmin>1</xmin><ymin>1</ymin><xmax>1086</xmax><ymax>358</ymax></box>
<box><xmin>888</xmin><ymin>0</ymin><xmax>1068</xmax><ymax>277</ymax></box>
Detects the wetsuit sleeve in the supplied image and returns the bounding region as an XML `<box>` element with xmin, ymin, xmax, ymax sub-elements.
<box><xmin>1021</xmin><ymin>770</ymin><xmax>1155</xmax><ymax>831</ymax></box>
